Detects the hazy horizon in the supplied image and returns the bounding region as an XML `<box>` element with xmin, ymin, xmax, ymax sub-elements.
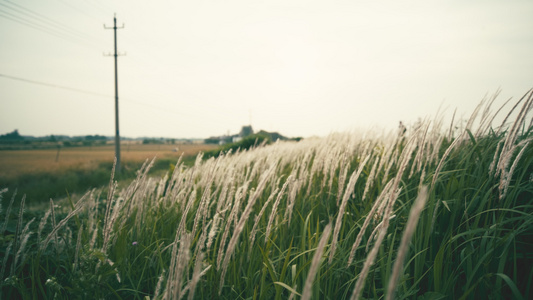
<box><xmin>1</xmin><ymin>1</ymin><xmax>532</xmax><ymax>139</ymax></box>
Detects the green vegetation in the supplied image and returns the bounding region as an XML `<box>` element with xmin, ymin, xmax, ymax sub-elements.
<box><xmin>1</xmin><ymin>92</ymin><xmax>532</xmax><ymax>299</ymax></box>
<box><xmin>204</xmin><ymin>132</ymin><xmax>273</xmax><ymax>158</ymax></box>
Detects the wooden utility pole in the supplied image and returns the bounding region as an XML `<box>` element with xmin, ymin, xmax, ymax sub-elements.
<box><xmin>104</xmin><ymin>14</ymin><xmax>124</xmax><ymax>172</ymax></box>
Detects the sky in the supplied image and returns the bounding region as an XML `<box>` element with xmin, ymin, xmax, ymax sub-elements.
<box><xmin>1</xmin><ymin>0</ymin><xmax>532</xmax><ymax>139</ymax></box>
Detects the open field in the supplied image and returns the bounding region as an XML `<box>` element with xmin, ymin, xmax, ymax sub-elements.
<box><xmin>1</xmin><ymin>91</ymin><xmax>532</xmax><ymax>299</ymax></box>
<box><xmin>0</xmin><ymin>143</ymin><xmax>217</xmax><ymax>204</ymax></box>
<box><xmin>0</xmin><ymin>143</ymin><xmax>217</xmax><ymax>180</ymax></box>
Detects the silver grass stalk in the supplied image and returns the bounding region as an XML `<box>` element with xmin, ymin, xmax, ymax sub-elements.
<box><xmin>11</xmin><ymin>194</ymin><xmax>26</xmax><ymax>275</ymax></box>
<box><xmin>152</xmin><ymin>269</ymin><xmax>166</xmax><ymax>300</ymax></box>
<box><xmin>329</xmin><ymin>155</ymin><xmax>369</xmax><ymax>264</ymax></box>
<box><xmin>193</xmin><ymin>220</ymin><xmax>211</xmax><ymax>262</ymax></box>
<box><xmin>430</xmin><ymin>130</ymin><xmax>466</xmax><ymax>194</ymax></box>
<box><xmin>187</xmin><ymin>251</ymin><xmax>204</xmax><ymax>300</ymax></box>
<box><xmin>361</xmin><ymin>156</ymin><xmax>380</xmax><ymax>202</ymax></box>
<box><xmin>176</xmin><ymin>190</ymin><xmax>197</xmax><ymax>244</ymax></box>
<box><xmin>497</xmin><ymin>90</ymin><xmax>529</xmax><ymax>135</ymax></box>
<box><xmin>489</xmin><ymin>140</ymin><xmax>504</xmax><ymax>177</ymax></box>
<box><xmin>499</xmin><ymin>139</ymin><xmax>531</xmax><ymax>200</ymax></box>
<box><xmin>73</xmin><ymin>225</ymin><xmax>83</xmax><ymax>272</ymax></box>
<box><xmin>350</xmin><ymin>140</ymin><xmax>415</xmax><ymax>300</ymax></box>
<box><xmin>14</xmin><ymin>217</ymin><xmax>34</xmax><ymax>271</ymax></box>
<box><xmin>37</xmin><ymin>207</ymin><xmax>51</xmax><ymax>242</ymax></box>
<box><xmin>347</xmin><ymin>180</ymin><xmax>394</xmax><ymax>266</ymax></box>
<box><xmin>285</xmin><ymin>178</ymin><xmax>301</xmax><ymax>226</ymax></box>
<box><xmin>265</xmin><ymin>175</ymin><xmax>293</xmax><ymax>243</ymax></box>
<box><xmin>206</xmin><ymin>207</ymin><xmax>228</xmax><ymax>251</ymax></box>
<box><xmin>49</xmin><ymin>199</ymin><xmax>59</xmax><ymax>254</ymax></box>
<box><xmin>249</xmin><ymin>186</ymin><xmax>279</xmax><ymax>254</ymax></box>
<box><xmin>164</xmin><ymin>233</ymin><xmax>191</xmax><ymax>300</ymax></box>
<box><xmin>301</xmin><ymin>224</ymin><xmax>332</xmax><ymax>300</ymax></box>
<box><xmin>216</xmin><ymin>184</ymin><xmax>246</xmax><ymax>270</ymax></box>
<box><xmin>1</xmin><ymin>189</ymin><xmax>16</xmax><ymax>237</ymax></box>
<box><xmin>336</xmin><ymin>154</ymin><xmax>350</xmax><ymax>206</ymax></box>
<box><xmin>386</xmin><ymin>186</ymin><xmax>428</xmax><ymax>300</ymax></box>
<box><xmin>41</xmin><ymin>201</ymin><xmax>85</xmax><ymax>252</ymax></box>
<box><xmin>0</xmin><ymin>240</ymin><xmax>13</xmax><ymax>282</ymax></box>
<box><xmin>219</xmin><ymin>166</ymin><xmax>275</xmax><ymax>294</ymax></box>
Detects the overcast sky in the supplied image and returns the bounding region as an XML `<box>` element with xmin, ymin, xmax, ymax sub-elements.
<box><xmin>1</xmin><ymin>0</ymin><xmax>532</xmax><ymax>139</ymax></box>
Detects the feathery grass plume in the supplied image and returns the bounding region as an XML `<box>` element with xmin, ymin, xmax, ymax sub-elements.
<box><xmin>0</xmin><ymin>240</ymin><xmax>13</xmax><ymax>283</ymax></box>
<box><xmin>152</xmin><ymin>269</ymin><xmax>166</xmax><ymax>300</ymax></box>
<box><xmin>265</xmin><ymin>174</ymin><xmax>293</xmax><ymax>243</ymax></box>
<box><xmin>497</xmin><ymin>89</ymin><xmax>530</xmax><ymax>135</ymax></box>
<box><xmin>249</xmin><ymin>185</ymin><xmax>279</xmax><ymax>254</ymax></box>
<box><xmin>386</xmin><ymin>186</ymin><xmax>428</xmax><ymax>300</ymax></box>
<box><xmin>187</xmin><ymin>251</ymin><xmax>204</xmax><ymax>300</ymax></box>
<box><xmin>216</xmin><ymin>183</ymin><xmax>247</xmax><ymax>270</ymax></box>
<box><xmin>347</xmin><ymin>180</ymin><xmax>394</xmax><ymax>266</ymax></box>
<box><xmin>37</xmin><ymin>207</ymin><xmax>51</xmax><ymax>242</ymax></box>
<box><xmin>219</xmin><ymin>166</ymin><xmax>276</xmax><ymax>293</ymax></box>
<box><xmin>193</xmin><ymin>219</ymin><xmax>211</xmax><ymax>262</ymax></box>
<box><xmin>430</xmin><ymin>130</ymin><xmax>466</xmax><ymax>193</ymax></box>
<box><xmin>206</xmin><ymin>207</ymin><xmax>227</xmax><ymax>251</ymax></box>
<box><xmin>49</xmin><ymin>198</ymin><xmax>60</xmax><ymax>255</ymax></box>
<box><xmin>474</xmin><ymin>89</ymin><xmax>501</xmax><ymax>137</ymax></box>
<box><xmin>301</xmin><ymin>223</ymin><xmax>332</xmax><ymax>300</ymax></box>
<box><xmin>164</xmin><ymin>232</ymin><xmax>191</xmax><ymax>300</ymax></box>
<box><xmin>409</xmin><ymin>121</ymin><xmax>430</xmax><ymax>179</ymax></box>
<box><xmin>496</xmin><ymin>91</ymin><xmax>533</xmax><ymax>195</ymax></box>
<box><xmin>176</xmin><ymin>189</ymin><xmax>196</xmax><ymax>242</ymax></box>
<box><xmin>284</xmin><ymin>177</ymin><xmax>301</xmax><ymax>226</ymax></box>
<box><xmin>489</xmin><ymin>139</ymin><xmax>504</xmax><ymax>177</ymax></box>
<box><xmin>41</xmin><ymin>194</ymin><xmax>87</xmax><ymax>252</ymax></box>
<box><xmin>350</xmin><ymin>136</ymin><xmax>417</xmax><ymax>300</ymax></box>
<box><xmin>192</xmin><ymin>163</ymin><xmax>218</xmax><ymax>236</ymax></box>
<box><xmin>14</xmin><ymin>217</ymin><xmax>34</xmax><ymax>272</ymax></box>
<box><xmin>11</xmin><ymin>194</ymin><xmax>26</xmax><ymax>275</ymax></box>
<box><xmin>73</xmin><ymin>224</ymin><xmax>83</xmax><ymax>272</ymax></box>
<box><xmin>102</xmin><ymin>182</ymin><xmax>120</xmax><ymax>252</ymax></box>
<box><xmin>447</xmin><ymin>108</ymin><xmax>457</xmax><ymax>140</ymax></box>
<box><xmin>329</xmin><ymin>155</ymin><xmax>369</xmax><ymax>264</ymax></box>
<box><xmin>362</xmin><ymin>156</ymin><xmax>380</xmax><ymax>202</ymax></box>
<box><xmin>499</xmin><ymin>139</ymin><xmax>531</xmax><ymax>200</ymax></box>
<box><xmin>336</xmin><ymin>153</ymin><xmax>350</xmax><ymax>206</ymax></box>
<box><xmin>1</xmin><ymin>189</ymin><xmax>16</xmax><ymax>239</ymax></box>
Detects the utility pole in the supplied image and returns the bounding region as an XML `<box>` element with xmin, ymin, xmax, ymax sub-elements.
<box><xmin>104</xmin><ymin>14</ymin><xmax>124</xmax><ymax>172</ymax></box>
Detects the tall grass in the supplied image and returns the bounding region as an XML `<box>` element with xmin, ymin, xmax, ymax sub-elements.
<box><xmin>1</xmin><ymin>90</ymin><xmax>532</xmax><ymax>299</ymax></box>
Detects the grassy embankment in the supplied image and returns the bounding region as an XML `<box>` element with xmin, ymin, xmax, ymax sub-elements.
<box><xmin>1</xmin><ymin>90</ymin><xmax>532</xmax><ymax>299</ymax></box>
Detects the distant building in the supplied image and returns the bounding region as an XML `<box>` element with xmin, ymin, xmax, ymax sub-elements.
<box><xmin>239</xmin><ymin>125</ymin><xmax>253</xmax><ymax>137</ymax></box>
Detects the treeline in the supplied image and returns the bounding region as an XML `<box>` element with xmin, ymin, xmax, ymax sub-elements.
<box><xmin>0</xmin><ymin>130</ymin><xmax>109</xmax><ymax>150</ymax></box>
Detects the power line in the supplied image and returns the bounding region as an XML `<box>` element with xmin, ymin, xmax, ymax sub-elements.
<box><xmin>0</xmin><ymin>73</ymin><xmax>235</xmax><ymax>124</ymax></box>
<box><xmin>0</xmin><ymin>3</ymin><xmax>102</xmax><ymax>50</ymax></box>
<box><xmin>0</xmin><ymin>73</ymin><xmax>110</xmax><ymax>98</ymax></box>
<box><xmin>4</xmin><ymin>0</ymin><xmax>102</xmax><ymax>45</ymax></box>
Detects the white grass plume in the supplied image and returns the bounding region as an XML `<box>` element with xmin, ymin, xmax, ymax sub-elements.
<box><xmin>301</xmin><ymin>223</ymin><xmax>332</xmax><ymax>300</ymax></box>
<box><xmin>329</xmin><ymin>155</ymin><xmax>369</xmax><ymax>264</ymax></box>
<box><xmin>386</xmin><ymin>186</ymin><xmax>428</xmax><ymax>300</ymax></box>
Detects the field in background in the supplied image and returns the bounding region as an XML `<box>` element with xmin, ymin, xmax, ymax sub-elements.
<box><xmin>0</xmin><ymin>143</ymin><xmax>216</xmax><ymax>180</ymax></box>
<box><xmin>0</xmin><ymin>142</ymin><xmax>217</xmax><ymax>204</ymax></box>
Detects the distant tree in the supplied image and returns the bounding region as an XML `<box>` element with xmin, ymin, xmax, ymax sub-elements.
<box><xmin>205</xmin><ymin>137</ymin><xmax>221</xmax><ymax>144</ymax></box>
<box><xmin>0</xmin><ymin>130</ymin><xmax>23</xmax><ymax>140</ymax></box>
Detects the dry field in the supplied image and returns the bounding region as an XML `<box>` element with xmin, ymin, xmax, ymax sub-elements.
<box><xmin>0</xmin><ymin>142</ymin><xmax>217</xmax><ymax>179</ymax></box>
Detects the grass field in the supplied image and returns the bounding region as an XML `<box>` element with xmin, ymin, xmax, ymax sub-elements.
<box><xmin>1</xmin><ymin>90</ymin><xmax>532</xmax><ymax>299</ymax></box>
